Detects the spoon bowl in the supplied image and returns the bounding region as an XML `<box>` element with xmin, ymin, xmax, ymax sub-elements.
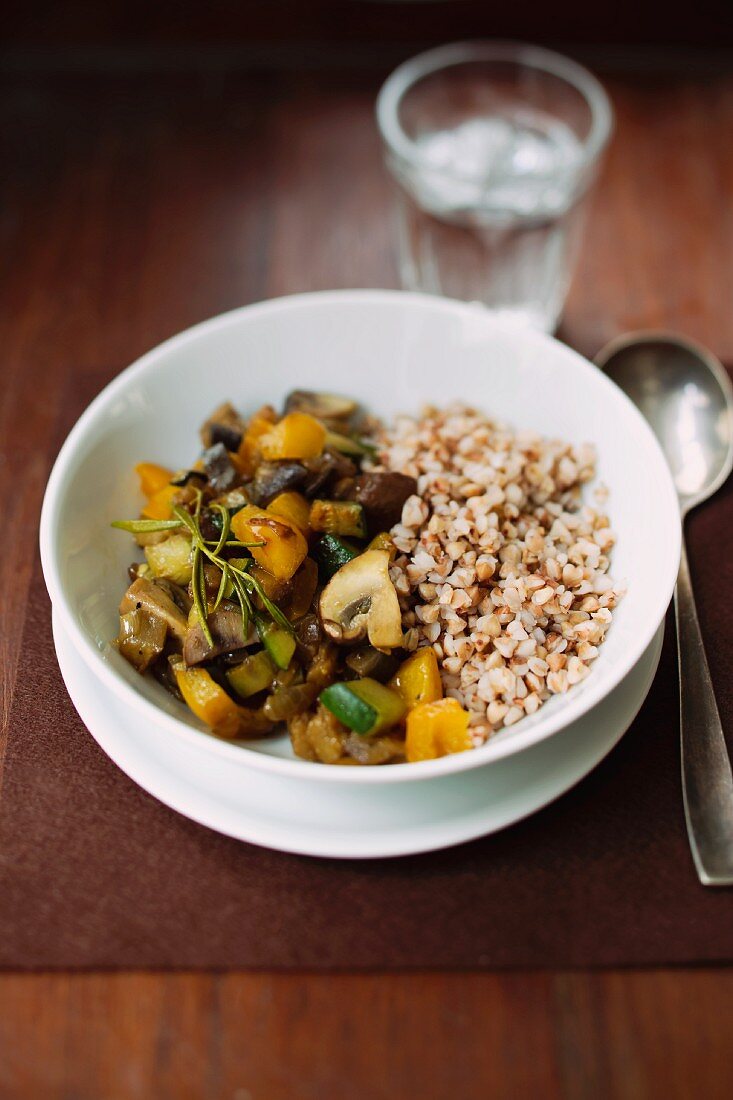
<box><xmin>596</xmin><ymin>331</ymin><xmax>733</xmax><ymax>513</ymax></box>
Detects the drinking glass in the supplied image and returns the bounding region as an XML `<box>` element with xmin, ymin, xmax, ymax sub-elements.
<box><xmin>376</xmin><ymin>42</ymin><xmax>613</xmax><ymax>332</ymax></box>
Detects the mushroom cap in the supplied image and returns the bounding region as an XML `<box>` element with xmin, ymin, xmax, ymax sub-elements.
<box><xmin>318</xmin><ymin>549</ymin><xmax>403</xmax><ymax>649</ymax></box>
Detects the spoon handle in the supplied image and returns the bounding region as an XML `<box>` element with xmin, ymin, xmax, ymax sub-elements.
<box><xmin>675</xmin><ymin>536</ymin><xmax>733</xmax><ymax>885</ymax></box>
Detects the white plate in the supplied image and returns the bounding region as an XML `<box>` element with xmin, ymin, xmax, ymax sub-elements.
<box><xmin>54</xmin><ymin>609</ymin><xmax>664</xmax><ymax>858</ymax></box>
<box><xmin>40</xmin><ymin>290</ymin><xmax>680</xmax><ymax>785</ymax></box>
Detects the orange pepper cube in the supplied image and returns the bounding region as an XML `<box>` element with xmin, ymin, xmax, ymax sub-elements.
<box><xmin>237</xmin><ymin>405</ymin><xmax>278</xmax><ymax>475</ymax></box>
<box><xmin>135</xmin><ymin>462</ymin><xmax>173</xmax><ymax>497</ymax></box>
<box><xmin>259</xmin><ymin>412</ymin><xmax>326</xmax><ymax>461</ymax></box>
<box><xmin>405</xmin><ymin>698</ymin><xmax>472</xmax><ymax>763</ymax></box>
<box><xmin>141</xmin><ymin>483</ymin><xmax>177</xmax><ymax>520</ymax></box>
<box><xmin>231</xmin><ymin>505</ymin><xmax>308</xmax><ymax>581</ymax></box>
<box><xmin>268</xmin><ymin>491</ymin><xmax>311</xmax><ymax>533</ymax></box>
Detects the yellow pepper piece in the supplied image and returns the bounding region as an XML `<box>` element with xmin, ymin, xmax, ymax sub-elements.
<box><xmin>141</xmin><ymin>484</ymin><xmax>177</xmax><ymax>520</ymax></box>
<box><xmin>268</xmin><ymin>491</ymin><xmax>311</xmax><ymax>533</ymax></box>
<box><xmin>405</xmin><ymin>698</ymin><xmax>472</xmax><ymax>763</ymax></box>
<box><xmin>237</xmin><ymin>405</ymin><xmax>278</xmax><ymax>475</ymax></box>
<box><xmin>173</xmin><ymin>663</ymin><xmax>243</xmax><ymax>739</ymax></box>
<box><xmin>390</xmin><ymin>647</ymin><xmax>443</xmax><ymax>710</ymax></box>
<box><xmin>231</xmin><ymin>504</ymin><xmax>308</xmax><ymax>581</ymax></box>
<box><xmin>135</xmin><ymin>462</ymin><xmax>173</xmax><ymax>498</ymax></box>
<box><xmin>259</xmin><ymin>412</ymin><xmax>326</xmax><ymax>461</ymax></box>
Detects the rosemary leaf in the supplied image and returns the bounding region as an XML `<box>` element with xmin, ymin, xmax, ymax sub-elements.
<box><xmin>229</xmin><ymin>570</ymin><xmax>252</xmax><ymax>642</ymax></box>
<box><xmin>211</xmin><ymin>503</ymin><xmax>231</xmax><ymax>558</ymax></box>
<box><xmin>172</xmin><ymin>503</ymin><xmax>199</xmax><ymax>539</ymax></box>
<box><xmin>111</xmin><ymin>518</ymin><xmax>183</xmax><ymax>533</ymax></box>
<box><xmin>202</xmin><ymin>539</ymin><xmax>265</xmax><ymax>549</ymax></box>
<box><xmin>191</xmin><ymin>547</ymin><xmax>213</xmax><ymax>647</ymax></box>
<box><xmin>212</xmin><ymin>562</ymin><xmax>230</xmax><ymax>612</ymax></box>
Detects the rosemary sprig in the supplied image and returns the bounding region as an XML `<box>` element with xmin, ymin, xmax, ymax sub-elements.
<box><xmin>113</xmin><ymin>497</ymin><xmax>290</xmax><ymax>646</ymax></box>
<box><xmin>170</xmin><ymin>502</ymin><xmax>292</xmax><ymax>643</ymax></box>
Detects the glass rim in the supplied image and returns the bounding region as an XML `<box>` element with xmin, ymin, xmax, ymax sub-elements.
<box><xmin>375</xmin><ymin>40</ymin><xmax>614</xmax><ymax>183</ymax></box>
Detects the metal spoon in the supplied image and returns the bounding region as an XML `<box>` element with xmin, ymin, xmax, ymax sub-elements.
<box><xmin>596</xmin><ymin>332</ymin><xmax>733</xmax><ymax>885</ymax></box>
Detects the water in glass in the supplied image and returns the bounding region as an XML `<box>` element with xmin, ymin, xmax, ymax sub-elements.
<box><xmin>392</xmin><ymin>110</ymin><xmax>587</xmax><ymax>332</ymax></box>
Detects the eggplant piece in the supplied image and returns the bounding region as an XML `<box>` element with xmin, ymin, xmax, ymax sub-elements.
<box><xmin>248</xmin><ymin>461</ymin><xmax>307</xmax><ymax>506</ymax></box>
<box><xmin>127</xmin><ymin>561</ymin><xmax>149</xmax><ymax>582</ymax></box>
<box><xmin>183</xmin><ymin>601</ymin><xmax>257</xmax><ymax>666</ymax></box>
<box><xmin>354</xmin><ymin>472</ymin><xmax>417</xmax><ymax>533</ymax></box>
<box><xmin>284</xmin><ymin>557</ymin><xmax>319</xmax><ymax>620</ymax></box>
<box><xmin>345</xmin><ymin>645</ymin><xmax>401</xmax><ymax>682</ymax></box>
<box><xmin>200</xmin><ymin>402</ymin><xmax>246</xmax><ymax>451</ymax></box>
<box><xmin>202</xmin><ymin>442</ymin><xmax>239</xmax><ymax>493</ymax></box>
<box><xmin>302</xmin><ymin>451</ymin><xmax>357</xmax><ymax>498</ymax></box>
<box><xmin>294</xmin><ymin>613</ymin><xmax>322</xmax><ymax>658</ymax></box>
<box><xmin>152</xmin><ymin>650</ymin><xmax>186</xmax><ymax>700</ymax></box>
<box><xmin>201</xmin><ymin>495</ymin><xmax>249</xmax><ymax>543</ymax></box>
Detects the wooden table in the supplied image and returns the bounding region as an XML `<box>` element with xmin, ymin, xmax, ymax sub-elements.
<box><xmin>1</xmin><ymin>59</ymin><xmax>732</xmax><ymax>1099</ymax></box>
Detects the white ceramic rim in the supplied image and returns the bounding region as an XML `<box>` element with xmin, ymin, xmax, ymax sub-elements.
<box><xmin>40</xmin><ymin>289</ymin><xmax>680</xmax><ymax>785</ymax></box>
<box><xmin>376</xmin><ymin>40</ymin><xmax>614</xmax><ymax>183</ymax></box>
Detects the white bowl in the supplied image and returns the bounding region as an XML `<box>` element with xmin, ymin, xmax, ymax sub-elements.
<box><xmin>40</xmin><ymin>290</ymin><xmax>680</xmax><ymax>784</ymax></box>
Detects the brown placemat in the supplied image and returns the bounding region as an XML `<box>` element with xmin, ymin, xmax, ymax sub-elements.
<box><xmin>1</xmin><ymin>379</ymin><xmax>732</xmax><ymax>970</ymax></box>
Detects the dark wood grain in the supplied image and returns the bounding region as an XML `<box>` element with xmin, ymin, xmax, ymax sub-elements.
<box><xmin>2</xmin><ymin>60</ymin><xmax>733</xmax><ymax>1098</ymax></box>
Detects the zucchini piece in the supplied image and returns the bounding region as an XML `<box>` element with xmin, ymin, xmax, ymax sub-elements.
<box><xmin>226</xmin><ymin>650</ymin><xmax>276</xmax><ymax>699</ymax></box>
<box><xmin>257</xmin><ymin>618</ymin><xmax>297</xmax><ymax>670</ymax></box>
<box><xmin>319</xmin><ymin>677</ymin><xmax>406</xmax><ymax>736</ymax></box>
<box><xmin>313</xmin><ymin>533</ymin><xmax>360</xmax><ymax>581</ymax></box>
<box><xmin>310</xmin><ymin>499</ymin><xmax>367</xmax><ymax>539</ymax></box>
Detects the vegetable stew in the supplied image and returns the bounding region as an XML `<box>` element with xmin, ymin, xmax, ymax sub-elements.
<box><xmin>111</xmin><ymin>393</ymin><xmax>472</xmax><ymax>765</ymax></box>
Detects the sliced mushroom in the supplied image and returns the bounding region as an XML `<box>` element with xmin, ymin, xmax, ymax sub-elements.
<box><xmin>150</xmin><ymin>577</ymin><xmax>193</xmax><ymax>616</ymax></box>
<box><xmin>119</xmin><ymin>577</ymin><xmax>188</xmax><ymax>641</ymax></box>
<box><xmin>200</xmin><ymin>401</ymin><xmax>246</xmax><ymax>451</ymax></box>
<box><xmin>318</xmin><ymin>549</ymin><xmax>403</xmax><ymax>649</ymax></box>
<box><xmin>284</xmin><ymin>390</ymin><xmax>357</xmax><ymax>427</ymax></box>
<box><xmin>117</xmin><ymin>608</ymin><xmax>167</xmax><ymax>672</ymax></box>
<box><xmin>183</xmin><ymin>602</ymin><xmax>257</xmax><ymax>666</ymax></box>
<box><xmin>354</xmin><ymin>471</ymin><xmax>418</xmax><ymax>533</ymax></box>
